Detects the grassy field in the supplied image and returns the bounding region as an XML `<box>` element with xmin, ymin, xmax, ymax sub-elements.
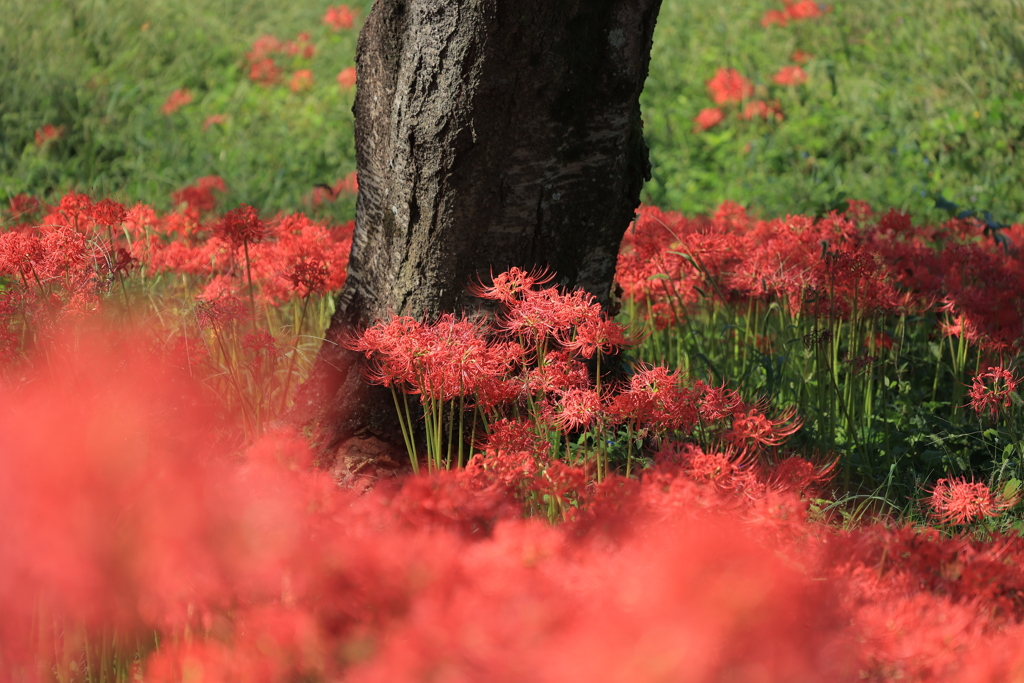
<box><xmin>3</xmin><ymin>0</ymin><xmax>1024</xmax><ymax>222</ymax></box>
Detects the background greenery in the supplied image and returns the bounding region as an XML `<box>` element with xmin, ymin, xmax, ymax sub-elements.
<box><xmin>3</xmin><ymin>0</ymin><xmax>1024</xmax><ymax>224</ymax></box>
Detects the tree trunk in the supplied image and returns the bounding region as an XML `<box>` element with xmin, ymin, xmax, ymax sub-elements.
<box><xmin>294</xmin><ymin>0</ymin><xmax>663</xmax><ymax>456</ymax></box>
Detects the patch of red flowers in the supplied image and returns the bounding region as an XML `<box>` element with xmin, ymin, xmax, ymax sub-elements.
<box><xmin>289</xmin><ymin>69</ymin><xmax>314</xmax><ymax>93</ymax></box>
<box><xmin>34</xmin><ymin>123</ymin><xmax>63</xmax><ymax>147</ymax></box>
<box><xmin>323</xmin><ymin>5</ymin><xmax>356</xmax><ymax>31</ymax></box>
<box><xmin>773</xmin><ymin>64</ymin><xmax>808</xmax><ymax>87</ymax></box>
<box><xmin>337</xmin><ymin>66</ymin><xmax>357</xmax><ymax>90</ymax></box>
<box><xmin>693</xmin><ymin>106</ymin><xmax>724</xmax><ymax>131</ymax></box>
<box><xmin>161</xmin><ymin>88</ymin><xmax>192</xmax><ymax>115</ymax></box>
<box><xmin>706</xmin><ymin>67</ymin><xmax>754</xmax><ymax>105</ymax></box>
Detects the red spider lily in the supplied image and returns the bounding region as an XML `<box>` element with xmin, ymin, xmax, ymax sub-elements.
<box><xmin>546</xmin><ymin>387</ymin><xmax>602</xmax><ymax>431</ymax></box>
<box><xmin>194</xmin><ymin>294</ymin><xmax>248</xmax><ymax>329</ymax></box>
<box><xmin>284</xmin><ymin>32</ymin><xmax>316</xmax><ymax>59</ymax></box>
<box><xmin>172</xmin><ymin>176</ymin><xmax>226</xmax><ymax>214</ymax></box>
<box><xmin>203</xmin><ymin>114</ymin><xmax>227</xmax><ymax>130</ymax></box>
<box><xmin>772</xmin><ymin>65</ymin><xmax>807</xmax><ymax>86</ymax></box>
<box><xmin>288</xmin><ymin>258</ymin><xmax>331</xmax><ymax>297</ymax></box>
<box><xmin>337</xmin><ymin>67</ymin><xmax>357</xmax><ymax>90</ymax></box>
<box><xmin>761</xmin><ymin>9</ymin><xmax>788</xmax><ymax>27</ymax></box>
<box><xmin>216</xmin><ymin>205</ymin><xmax>266</xmax><ymax>249</ymax></box>
<box><xmin>693</xmin><ymin>106</ymin><xmax>724</xmax><ymax>131</ymax></box>
<box><xmin>247</xmin><ymin>34</ymin><xmax>281</xmax><ymax>62</ymax></box>
<box><xmin>791</xmin><ymin>50</ymin><xmax>813</xmax><ymax>64</ymax></box>
<box><xmin>525</xmin><ymin>350</ymin><xmax>590</xmax><ymax>395</ymax></box>
<box><xmin>7</xmin><ymin>193</ymin><xmax>41</xmax><ymax>222</ymax></box>
<box><xmin>786</xmin><ymin>0</ymin><xmax>824</xmax><ymax>20</ymax></box>
<box><xmin>242</xmin><ymin>329</ymin><xmax>281</xmax><ymax>372</ymax></box>
<box><xmin>350</xmin><ymin>314</ymin><xmax>509</xmax><ymax>401</ymax></box>
<box><xmin>161</xmin><ymin>89</ymin><xmax>192</xmax><ymax>115</ymax></box>
<box><xmin>484</xmin><ymin>418</ymin><xmax>551</xmax><ymax>459</ymax></box>
<box><xmin>34</xmin><ymin>123</ymin><xmax>63</xmax><ymax>147</ymax></box>
<box><xmin>289</xmin><ymin>69</ymin><xmax>314</xmax><ymax>93</ymax></box>
<box><xmin>968</xmin><ymin>365</ymin><xmax>1020</xmax><ymax>420</ymax></box>
<box><xmin>768</xmin><ymin>455</ymin><xmax>837</xmax><ymax>496</ymax></box>
<box><xmin>501</xmin><ymin>287</ymin><xmax>599</xmax><ymax>345</ymax></box>
<box><xmin>706</xmin><ymin>68</ymin><xmax>754</xmax><ymax>105</ymax></box>
<box><xmin>468</xmin><ymin>265</ymin><xmax>554</xmax><ymax>304</ymax></box>
<box><xmin>609</xmin><ymin>364</ymin><xmax>699</xmax><ymax>432</ymax></box>
<box><xmin>249</xmin><ymin>58</ymin><xmax>282</xmax><ymax>86</ymax></box>
<box><xmin>741</xmin><ymin>99</ymin><xmax>783</xmax><ymax>121</ymax></box>
<box><xmin>540</xmin><ymin>460</ymin><xmax>588</xmax><ymax>498</ymax></box>
<box><xmin>723</xmin><ymin>403</ymin><xmax>802</xmax><ymax>450</ymax></box>
<box><xmin>251</xmin><ymin>215</ymin><xmax>352</xmax><ymax>304</ymax></box>
<box><xmin>89</xmin><ymin>198</ymin><xmax>127</xmax><ymax>227</ymax></box>
<box><xmin>554</xmin><ymin>313</ymin><xmax>633</xmax><ymax>359</ymax></box>
<box><xmin>695</xmin><ymin>379</ymin><xmax>743</xmax><ymax>422</ymax></box>
<box><xmin>323</xmin><ymin>5</ymin><xmax>356</xmax><ymax>30</ymax></box>
<box><xmin>928</xmin><ymin>477</ymin><xmax>1017</xmax><ymax>525</ymax></box>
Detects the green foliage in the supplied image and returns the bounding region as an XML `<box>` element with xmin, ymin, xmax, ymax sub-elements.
<box><xmin>0</xmin><ymin>0</ymin><xmax>368</xmax><ymax>218</ymax></box>
<box><xmin>5</xmin><ymin>0</ymin><xmax>1024</xmax><ymax>225</ymax></box>
<box><xmin>642</xmin><ymin>0</ymin><xmax>1024</xmax><ymax>222</ymax></box>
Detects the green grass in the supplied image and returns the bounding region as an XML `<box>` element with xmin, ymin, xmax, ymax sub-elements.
<box><xmin>4</xmin><ymin>0</ymin><xmax>1024</xmax><ymax>224</ymax></box>
<box><xmin>0</xmin><ymin>0</ymin><xmax>366</xmax><ymax>219</ymax></box>
<box><xmin>643</xmin><ymin>0</ymin><xmax>1024</xmax><ymax>221</ymax></box>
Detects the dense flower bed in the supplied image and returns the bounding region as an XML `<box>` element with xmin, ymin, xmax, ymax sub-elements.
<box><xmin>2</xmin><ymin>190</ymin><xmax>1024</xmax><ymax>681</ymax></box>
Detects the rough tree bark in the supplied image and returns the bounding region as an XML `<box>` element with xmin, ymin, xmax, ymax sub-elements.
<box><xmin>294</xmin><ymin>0</ymin><xmax>663</xmax><ymax>457</ymax></box>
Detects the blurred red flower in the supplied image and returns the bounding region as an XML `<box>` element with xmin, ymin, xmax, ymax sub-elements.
<box><xmin>323</xmin><ymin>5</ymin><xmax>356</xmax><ymax>30</ymax></box>
<box><xmin>786</xmin><ymin>0</ymin><xmax>823</xmax><ymax>20</ymax></box>
<box><xmin>773</xmin><ymin>65</ymin><xmax>807</xmax><ymax>86</ymax></box>
<box><xmin>34</xmin><ymin>123</ymin><xmax>64</xmax><ymax>147</ymax></box>
<box><xmin>203</xmin><ymin>114</ymin><xmax>227</xmax><ymax>131</ymax></box>
<box><xmin>289</xmin><ymin>69</ymin><xmax>314</xmax><ymax>93</ymax></box>
<box><xmin>337</xmin><ymin>67</ymin><xmax>357</xmax><ymax>89</ymax></box>
<box><xmin>761</xmin><ymin>9</ymin><xmax>788</xmax><ymax>27</ymax></box>
<box><xmin>161</xmin><ymin>89</ymin><xmax>192</xmax><ymax>115</ymax></box>
<box><xmin>693</xmin><ymin>107</ymin><xmax>724</xmax><ymax>131</ymax></box>
<box><xmin>706</xmin><ymin>68</ymin><xmax>754</xmax><ymax>105</ymax></box>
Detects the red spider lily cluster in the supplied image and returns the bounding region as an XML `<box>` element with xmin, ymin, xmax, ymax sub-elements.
<box><xmin>0</xmin><ymin>188</ymin><xmax>352</xmax><ymax>435</ymax></box>
<box><xmin>696</xmin><ymin>67</ymin><xmax>782</xmax><ymax>131</ymax></box>
<box><xmin>617</xmin><ymin>202</ymin><xmax>1024</xmax><ymax>355</ymax></box>
<box><xmin>323</xmin><ymin>4</ymin><xmax>357</xmax><ymax>31</ymax></box>
<box><xmin>336</xmin><ymin>65</ymin><xmax>357</xmax><ymax>90</ymax></box>
<box><xmin>3</xmin><ymin>331</ymin><xmax>1024</xmax><ymax>681</ymax></box>
<box><xmin>34</xmin><ymin>123</ymin><xmax>63</xmax><ymax>147</ymax></box>
<box><xmin>350</xmin><ymin>268</ymin><xmax>804</xmax><ymax>480</ymax></box>
<box><xmin>161</xmin><ymin>88</ymin><xmax>192</xmax><ymax>116</ymax></box>
<box><xmin>772</xmin><ymin>64</ymin><xmax>808</xmax><ymax>86</ymax></box>
<box><xmin>762</xmin><ymin>0</ymin><xmax>829</xmax><ymax>28</ymax></box>
<box><xmin>245</xmin><ymin>32</ymin><xmax>317</xmax><ymax>87</ymax></box>
<box><xmin>696</xmin><ymin>11</ymin><xmax>822</xmax><ymax>132</ymax></box>
<box><xmin>5</xmin><ymin>181</ymin><xmax>1024</xmax><ymax>680</ymax></box>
